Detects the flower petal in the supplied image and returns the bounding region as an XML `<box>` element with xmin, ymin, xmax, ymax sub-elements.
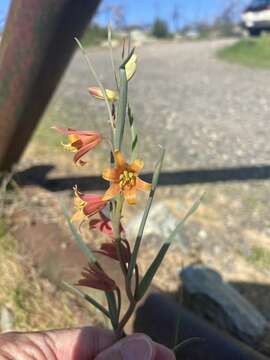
<box><xmin>73</xmin><ymin>138</ymin><xmax>101</xmax><ymax>166</ymax></box>
<box><xmin>125</xmin><ymin>54</ymin><xmax>137</xmax><ymax>81</ymax></box>
<box><xmin>84</xmin><ymin>200</ymin><xmax>106</xmax><ymax>217</ymax></box>
<box><xmin>124</xmin><ymin>186</ymin><xmax>137</xmax><ymax>205</ymax></box>
<box><xmin>52</xmin><ymin>127</ymin><xmax>99</xmax><ymax>137</ymax></box>
<box><xmin>71</xmin><ymin>210</ymin><xmax>85</xmax><ymax>222</ymax></box>
<box><xmin>114</xmin><ymin>151</ymin><xmax>126</xmax><ymax>167</ymax></box>
<box><xmin>102</xmin><ymin>183</ymin><xmax>120</xmax><ymax>201</ymax></box>
<box><xmin>129</xmin><ymin>159</ymin><xmax>144</xmax><ymax>173</ymax></box>
<box><xmin>102</xmin><ymin>168</ymin><xmax>120</xmax><ymax>182</ymax></box>
<box><xmin>136</xmin><ymin>177</ymin><xmax>152</xmax><ymax>192</ymax></box>
<box><xmin>88</xmin><ymin>87</ymin><xmax>119</xmax><ymax>102</ymax></box>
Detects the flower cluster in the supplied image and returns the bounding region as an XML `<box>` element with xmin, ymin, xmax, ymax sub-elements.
<box><xmin>53</xmin><ymin>49</ymin><xmax>151</xmax><ymax>301</ymax></box>
<box><xmin>53</xmin><ymin>38</ymin><xmax>187</xmax><ymax>340</ymax></box>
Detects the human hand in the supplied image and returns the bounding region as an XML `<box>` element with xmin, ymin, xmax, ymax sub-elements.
<box><xmin>0</xmin><ymin>327</ymin><xmax>175</xmax><ymax>359</ymax></box>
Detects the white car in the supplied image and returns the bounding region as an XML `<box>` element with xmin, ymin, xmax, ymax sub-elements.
<box><xmin>242</xmin><ymin>0</ymin><xmax>270</xmax><ymax>36</ymax></box>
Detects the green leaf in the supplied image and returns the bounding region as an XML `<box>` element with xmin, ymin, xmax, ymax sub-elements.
<box><xmin>115</xmin><ymin>68</ymin><xmax>128</xmax><ymax>150</ymax></box>
<box><xmin>136</xmin><ymin>243</ymin><xmax>169</xmax><ymax>301</ymax></box>
<box><xmin>61</xmin><ymin>202</ymin><xmax>96</xmax><ymax>263</ymax></box>
<box><xmin>136</xmin><ymin>195</ymin><xmax>203</xmax><ymax>300</ymax></box>
<box><xmin>63</xmin><ymin>281</ymin><xmax>110</xmax><ymax>318</ymax></box>
<box><xmin>120</xmin><ymin>47</ymin><xmax>135</xmax><ymax>69</ymax></box>
<box><xmin>128</xmin><ymin>105</ymin><xmax>138</xmax><ymax>162</ymax></box>
<box><xmin>165</xmin><ymin>194</ymin><xmax>204</xmax><ymax>245</ymax></box>
<box><xmin>127</xmin><ymin>148</ymin><xmax>165</xmax><ymax>280</ymax></box>
<box><xmin>105</xmin><ymin>291</ymin><xmax>119</xmax><ymax>330</ymax></box>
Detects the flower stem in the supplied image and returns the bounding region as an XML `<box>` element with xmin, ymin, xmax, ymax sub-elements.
<box><xmin>115</xmin><ymin>300</ymin><xmax>136</xmax><ymax>339</ymax></box>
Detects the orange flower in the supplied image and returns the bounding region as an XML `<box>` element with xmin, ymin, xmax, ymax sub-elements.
<box><xmin>72</xmin><ymin>186</ymin><xmax>107</xmax><ymax>222</ymax></box>
<box><xmin>76</xmin><ymin>263</ymin><xmax>116</xmax><ymax>292</ymax></box>
<box><xmin>52</xmin><ymin>127</ymin><xmax>101</xmax><ymax>166</ymax></box>
<box><xmin>102</xmin><ymin>151</ymin><xmax>151</xmax><ymax>205</ymax></box>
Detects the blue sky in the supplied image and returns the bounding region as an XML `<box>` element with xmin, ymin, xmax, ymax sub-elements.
<box><xmin>0</xmin><ymin>0</ymin><xmax>250</xmax><ymax>30</ymax></box>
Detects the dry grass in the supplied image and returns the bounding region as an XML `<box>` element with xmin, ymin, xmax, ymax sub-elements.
<box><xmin>0</xmin><ymin>220</ymin><xmax>78</xmax><ymax>331</ymax></box>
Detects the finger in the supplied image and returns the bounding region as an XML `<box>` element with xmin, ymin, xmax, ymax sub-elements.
<box><xmin>46</xmin><ymin>327</ymin><xmax>116</xmax><ymax>359</ymax></box>
<box><xmin>155</xmin><ymin>343</ymin><xmax>176</xmax><ymax>360</ymax></box>
<box><xmin>96</xmin><ymin>333</ymin><xmax>156</xmax><ymax>360</ymax></box>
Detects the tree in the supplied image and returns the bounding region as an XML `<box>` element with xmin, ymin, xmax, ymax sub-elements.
<box><xmin>151</xmin><ymin>18</ymin><xmax>170</xmax><ymax>38</ymax></box>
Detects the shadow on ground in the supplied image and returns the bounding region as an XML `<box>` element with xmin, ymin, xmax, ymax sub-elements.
<box><xmin>134</xmin><ymin>291</ymin><xmax>270</xmax><ymax>360</ymax></box>
<box><xmin>14</xmin><ymin>164</ymin><xmax>270</xmax><ymax>191</ymax></box>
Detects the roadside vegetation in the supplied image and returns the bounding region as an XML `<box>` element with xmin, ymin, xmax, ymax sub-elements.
<box><xmin>0</xmin><ymin>220</ymin><xmax>78</xmax><ymax>331</ymax></box>
<box><xmin>248</xmin><ymin>246</ymin><xmax>270</xmax><ymax>270</ymax></box>
<box><xmin>81</xmin><ymin>24</ymin><xmax>108</xmax><ymax>47</ymax></box>
<box><xmin>218</xmin><ymin>35</ymin><xmax>270</xmax><ymax>69</ymax></box>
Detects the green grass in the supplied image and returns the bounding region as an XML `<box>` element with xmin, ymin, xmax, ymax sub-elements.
<box><xmin>218</xmin><ymin>35</ymin><xmax>270</xmax><ymax>69</ymax></box>
<box><xmin>81</xmin><ymin>25</ymin><xmax>108</xmax><ymax>48</ymax></box>
<box><xmin>248</xmin><ymin>246</ymin><xmax>270</xmax><ymax>269</ymax></box>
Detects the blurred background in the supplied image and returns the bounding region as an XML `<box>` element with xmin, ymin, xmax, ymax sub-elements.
<box><xmin>1</xmin><ymin>0</ymin><xmax>270</xmax><ymax>357</ymax></box>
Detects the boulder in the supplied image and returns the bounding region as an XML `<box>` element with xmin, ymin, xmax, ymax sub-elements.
<box><xmin>180</xmin><ymin>265</ymin><xmax>268</xmax><ymax>348</ymax></box>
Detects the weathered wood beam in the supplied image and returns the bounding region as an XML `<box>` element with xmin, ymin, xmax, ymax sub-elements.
<box><xmin>0</xmin><ymin>0</ymin><xmax>101</xmax><ymax>171</ymax></box>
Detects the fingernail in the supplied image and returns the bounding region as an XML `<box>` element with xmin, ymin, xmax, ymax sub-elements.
<box><xmin>118</xmin><ymin>335</ymin><xmax>153</xmax><ymax>360</ymax></box>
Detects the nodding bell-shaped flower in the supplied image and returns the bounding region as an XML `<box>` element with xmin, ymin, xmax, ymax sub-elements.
<box><xmin>52</xmin><ymin>127</ymin><xmax>101</xmax><ymax>166</ymax></box>
<box><xmin>88</xmin><ymin>53</ymin><xmax>137</xmax><ymax>103</ymax></box>
<box><xmin>88</xmin><ymin>87</ymin><xmax>119</xmax><ymax>102</ymax></box>
<box><xmin>72</xmin><ymin>186</ymin><xmax>107</xmax><ymax>222</ymax></box>
<box><xmin>76</xmin><ymin>263</ymin><xmax>117</xmax><ymax>292</ymax></box>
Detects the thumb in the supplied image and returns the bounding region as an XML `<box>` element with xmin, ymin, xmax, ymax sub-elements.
<box><xmin>95</xmin><ymin>334</ymin><xmax>155</xmax><ymax>360</ymax></box>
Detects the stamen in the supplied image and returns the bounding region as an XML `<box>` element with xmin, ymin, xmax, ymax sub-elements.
<box><xmin>119</xmin><ymin>170</ymin><xmax>136</xmax><ymax>189</ymax></box>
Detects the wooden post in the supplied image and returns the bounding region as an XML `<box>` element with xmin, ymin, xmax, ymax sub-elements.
<box><xmin>0</xmin><ymin>0</ymin><xmax>100</xmax><ymax>171</ymax></box>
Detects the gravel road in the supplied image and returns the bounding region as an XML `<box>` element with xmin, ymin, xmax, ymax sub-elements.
<box><xmin>21</xmin><ymin>39</ymin><xmax>270</xmax><ymax>327</ymax></box>
<box><xmin>55</xmin><ymin>38</ymin><xmax>270</xmax><ymax>171</ymax></box>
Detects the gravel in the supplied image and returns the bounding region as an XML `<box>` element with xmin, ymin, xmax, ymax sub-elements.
<box><xmin>54</xmin><ymin>38</ymin><xmax>270</xmax><ymax>171</ymax></box>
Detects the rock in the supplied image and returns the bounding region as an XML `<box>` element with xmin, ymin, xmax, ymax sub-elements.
<box><xmin>127</xmin><ymin>202</ymin><xmax>189</xmax><ymax>252</ymax></box>
<box><xmin>1</xmin><ymin>306</ymin><xmax>14</xmax><ymax>331</ymax></box>
<box><xmin>180</xmin><ymin>265</ymin><xmax>268</xmax><ymax>348</ymax></box>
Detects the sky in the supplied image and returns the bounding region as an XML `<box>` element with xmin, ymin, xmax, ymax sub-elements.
<box><xmin>0</xmin><ymin>0</ymin><xmax>250</xmax><ymax>31</ymax></box>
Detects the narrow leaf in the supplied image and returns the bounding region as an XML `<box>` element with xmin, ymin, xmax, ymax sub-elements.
<box><xmin>127</xmin><ymin>148</ymin><xmax>165</xmax><ymax>280</ymax></box>
<box><xmin>63</xmin><ymin>281</ymin><xmax>110</xmax><ymax>318</ymax></box>
<box><xmin>128</xmin><ymin>105</ymin><xmax>138</xmax><ymax>161</ymax></box>
<box><xmin>166</xmin><ymin>194</ymin><xmax>204</xmax><ymax>245</ymax></box>
<box><xmin>115</xmin><ymin>68</ymin><xmax>128</xmax><ymax>150</ymax></box>
<box><xmin>61</xmin><ymin>202</ymin><xmax>96</xmax><ymax>263</ymax></box>
<box><xmin>106</xmin><ymin>291</ymin><xmax>118</xmax><ymax>330</ymax></box>
<box><xmin>120</xmin><ymin>47</ymin><xmax>135</xmax><ymax>69</ymax></box>
<box><xmin>74</xmin><ymin>38</ymin><xmax>115</xmax><ymax>131</ymax></box>
<box><xmin>136</xmin><ymin>243</ymin><xmax>169</xmax><ymax>301</ymax></box>
<box><xmin>136</xmin><ymin>195</ymin><xmax>203</xmax><ymax>300</ymax></box>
